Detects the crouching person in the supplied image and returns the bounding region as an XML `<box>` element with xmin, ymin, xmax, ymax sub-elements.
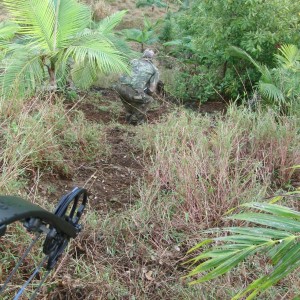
<box><xmin>115</xmin><ymin>49</ymin><xmax>159</xmax><ymax>125</ymax></box>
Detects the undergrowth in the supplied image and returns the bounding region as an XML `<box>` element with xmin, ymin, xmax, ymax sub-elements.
<box><xmin>0</xmin><ymin>94</ymin><xmax>109</xmax><ymax>194</ymax></box>
<box><xmin>37</xmin><ymin>105</ymin><xmax>300</xmax><ymax>299</ymax></box>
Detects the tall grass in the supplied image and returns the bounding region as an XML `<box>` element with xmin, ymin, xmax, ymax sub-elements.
<box><xmin>72</xmin><ymin>105</ymin><xmax>299</xmax><ymax>299</ymax></box>
<box><xmin>0</xmin><ymin>93</ymin><xmax>110</xmax><ymax>299</ymax></box>
<box><xmin>1</xmin><ymin>99</ymin><xmax>299</xmax><ymax>299</ymax></box>
<box><xmin>135</xmin><ymin>104</ymin><xmax>299</xmax><ymax>230</ymax></box>
<box><xmin>0</xmin><ymin>94</ymin><xmax>109</xmax><ymax>194</ymax></box>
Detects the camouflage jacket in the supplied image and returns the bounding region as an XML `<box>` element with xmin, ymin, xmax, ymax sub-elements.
<box><xmin>120</xmin><ymin>58</ymin><xmax>159</xmax><ymax>93</ymax></box>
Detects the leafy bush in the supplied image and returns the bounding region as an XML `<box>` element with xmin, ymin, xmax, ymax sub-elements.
<box><xmin>122</xmin><ymin>16</ymin><xmax>161</xmax><ymax>52</ymax></box>
<box><xmin>163</xmin><ymin>0</ymin><xmax>300</xmax><ymax>101</ymax></box>
<box><xmin>229</xmin><ymin>44</ymin><xmax>300</xmax><ymax>111</ymax></box>
<box><xmin>161</xmin><ymin>65</ymin><xmax>218</xmax><ymax>103</ymax></box>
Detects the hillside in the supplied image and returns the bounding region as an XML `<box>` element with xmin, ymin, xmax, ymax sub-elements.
<box><xmin>1</xmin><ymin>1</ymin><xmax>300</xmax><ymax>300</ymax></box>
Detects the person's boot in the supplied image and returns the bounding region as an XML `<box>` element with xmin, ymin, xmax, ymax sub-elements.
<box><xmin>128</xmin><ymin>114</ymin><xmax>138</xmax><ymax>125</ymax></box>
<box><xmin>125</xmin><ymin>113</ymin><xmax>132</xmax><ymax>122</ymax></box>
<box><xmin>136</xmin><ymin>114</ymin><xmax>147</xmax><ymax>125</ymax></box>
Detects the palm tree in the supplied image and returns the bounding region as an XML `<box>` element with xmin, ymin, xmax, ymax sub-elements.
<box><xmin>228</xmin><ymin>45</ymin><xmax>300</xmax><ymax>109</ymax></box>
<box><xmin>0</xmin><ymin>0</ymin><xmax>130</xmax><ymax>99</ymax></box>
<box><xmin>184</xmin><ymin>191</ymin><xmax>300</xmax><ymax>299</ymax></box>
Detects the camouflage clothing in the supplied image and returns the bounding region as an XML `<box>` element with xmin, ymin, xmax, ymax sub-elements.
<box><xmin>116</xmin><ymin>57</ymin><xmax>159</xmax><ymax>125</ymax></box>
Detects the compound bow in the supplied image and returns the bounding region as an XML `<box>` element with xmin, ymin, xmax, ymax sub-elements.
<box><xmin>0</xmin><ymin>187</ymin><xmax>88</xmax><ymax>299</ymax></box>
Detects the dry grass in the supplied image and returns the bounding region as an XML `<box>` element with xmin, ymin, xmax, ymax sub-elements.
<box><xmin>134</xmin><ymin>106</ymin><xmax>299</xmax><ymax>229</ymax></box>
<box><xmin>1</xmin><ymin>102</ymin><xmax>299</xmax><ymax>299</ymax></box>
<box><xmin>0</xmin><ymin>94</ymin><xmax>109</xmax><ymax>194</ymax></box>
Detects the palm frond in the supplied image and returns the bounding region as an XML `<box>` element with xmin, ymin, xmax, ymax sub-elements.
<box><xmin>3</xmin><ymin>0</ymin><xmax>55</xmax><ymax>52</ymax></box>
<box><xmin>0</xmin><ymin>47</ymin><xmax>45</xmax><ymax>99</ymax></box>
<box><xmin>64</xmin><ymin>34</ymin><xmax>129</xmax><ymax>77</ymax></box>
<box><xmin>0</xmin><ymin>21</ymin><xmax>19</xmax><ymax>41</ymax></box>
<box><xmin>71</xmin><ymin>61</ymin><xmax>98</xmax><ymax>89</ymax></box>
<box><xmin>122</xmin><ymin>28</ymin><xmax>143</xmax><ymax>43</ymax></box>
<box><xmin>275</xmin><ymin>44</ymin><xmax>300</xmax><ymax>69</ymax></box>
<box><xmin>185</xmin><ymin>193</ymin><xmax>300</xmax><ymax>299</ymax></box>
<box><xmin>104</xmin><ymin>34</ymin><xmax>136</xmax><ymax>59</ymax></box>
<box><xmin>258</xmin><ymin>81</ymin><xmax>285</xmax><ymax>103</ymax></box>
<box><xmin>259</xmin><ymin>64</ymin><xmax>273</xmax><ymax>84</ymax></box>
<box><xmin>96</xmin><ymin>10</ymin><xmax>127</xmax><ymax>35</ymax></box>
<box><xmin>54</xmin><ymin>49</ymin><xmax>71</xmax><ymax>89</ymax></box>
<box><xmin>228</xmin><ymin>46</ymin><xmax>262</xmax><ymax>71</ymax></box>
<box><xmin>56</xmin><ymin>0</ymin><xmax>91</xmax><ymax>49</ymax></box>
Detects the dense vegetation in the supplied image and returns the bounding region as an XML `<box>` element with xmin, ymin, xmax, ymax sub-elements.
<box><xmin>0</xmin><ymin>0</ymin><xmax>299</xmax><ymax>299</ymax></box>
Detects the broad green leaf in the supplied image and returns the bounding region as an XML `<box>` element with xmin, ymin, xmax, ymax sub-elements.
<box><xmin>228</xmin><ymin>213</ymin><xmax>300</xmax><ymax>232</ymax></box>
<box><xmin>267</xmin><ymin>236</ymin><xmax>297</xmax><ymax>265</ymax></box>
<box><xmin>243</xmin><ymin>202</ymin><xmax>300</xmax><ymax>219</ymax></box>
<box><xmin>186</xmin><ymin>238</ymin><xmax>213</xmax><ymax>254</ymax></box>
<box><xmin>224</xmin><ymin>227</ymin><xmax>291</xmax><ymax>239</ymax></box>
<box><xmin>186</xmin><ymin>251</ymin><xmax>238</xmax><ymax>278</ymax></box>
<box><xmin>189</xmin><ymin>246</ymin><xmax>257</xmax><ymax>284</ymax></box>
<box><xmin>268</xmin><ymin>195</ymin><xmax>283</xmax><ymax>204</ymax></box>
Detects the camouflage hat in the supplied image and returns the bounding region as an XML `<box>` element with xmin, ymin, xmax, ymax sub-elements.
<box><xmin>142</xmin><ymin>49</ymin><xmax>155</xmax><ymax>59</ymax></box>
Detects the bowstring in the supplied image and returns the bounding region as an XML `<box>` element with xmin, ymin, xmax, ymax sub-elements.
<box><xmin>0</xmin><ymin>232</ymin><xmax>42</xmax><ymax>295</ymax></box>
<box><xmin>13</xmin><ymin>255</ymin><xmax>49</xmax><ymax>300</ymax></box>
<box><xmin>29</xmin><ymin>269</ymin><xmax>51</xmax><ymax>300</ymax></box>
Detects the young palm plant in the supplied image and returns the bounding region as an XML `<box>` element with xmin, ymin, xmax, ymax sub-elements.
<box><xmin>184</xmin><ymin>192</ymin><xmax>300</xmax><ymax>299</ymax></box>
<box><xmin>122</xmin><ymin>17</ymin><xmax>161</xmax><ymax>52</ymax></box>
<box><xmin>228</xmin><ymin>44</ymin><xmax>300</xmax><ymax>110</ymax></box>
<box><xmin>0</xmin><ymin>0</ymin><xmax>130</xmax><ymax>99</ymax></box>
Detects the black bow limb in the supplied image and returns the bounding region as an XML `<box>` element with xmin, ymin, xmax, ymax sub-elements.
<box><xmin>0</xmin><ymin>187</ymin><xmax>88</xmax><ymax>300</ymax></box>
